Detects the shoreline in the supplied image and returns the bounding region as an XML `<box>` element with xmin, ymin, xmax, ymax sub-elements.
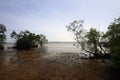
<box><xmin>0</xmin><ymin>50</ymin><xmax>113</xmax><ymax>80</ymax></box>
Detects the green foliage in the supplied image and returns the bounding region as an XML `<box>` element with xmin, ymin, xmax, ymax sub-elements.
<box><xmin>35</xmin><ymin>34</ymin><xmax>48</xmax><ymax>47</ymax></box>
<box><xmin>11</xmin><ymin>30</ymin><xmax>48</xmax><ymax>49</ymax></box>
<box><xmin>11</xmin><ymin>31</ymin><xmax>18</xmax><ymax>40</ymax></box>
<box><xmin>86</xmin><ymin>28</ymin><xmax>101</xmax><ymax>55</ymax></box>
<box><xmin>66</xmin><ymin>20</ymin><xmax>87</xmax><ymax>50</ymax></box>
<box><xmin>105</xmin><ymin>17</ymin><xmax>120</xmax><ymax>66</ymax></box>
<box><xmin>66</xmin><ymin>20</ymin><xmax>107</xmax><ymax>57</ymax></box>
<box><xmin>0</xmin><ymin>24</ymin><xmax>7</xmax><ymax>49</ymax></box>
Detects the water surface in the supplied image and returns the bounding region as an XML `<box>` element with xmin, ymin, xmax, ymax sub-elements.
<box><xmin>1</xmin><ymin>42</ymin><xmax>83</xmax><ymax>65</ymax></box>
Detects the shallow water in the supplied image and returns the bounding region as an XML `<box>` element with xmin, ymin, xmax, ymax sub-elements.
<box><xmin>45</xmin><ymin>42</ymin><xmax>82</xmax><ymax>54</ymax></box>
<box><xmin>0</xmin><ymin>43</ymin><xmax>104</xmax><ymax>80</ymax></box>
<box><xmin>0</xmin><ymin>42</ymin><xmax>87</xmax><ymax>65</ymax></box>
<box><xmin>4</xmin><ymin>42</ymin><xmax>82</xmax><ymax>53</ymax></box>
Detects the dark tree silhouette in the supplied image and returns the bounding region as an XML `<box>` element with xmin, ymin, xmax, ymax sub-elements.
<box><xmin>11</xmin><ymin>30</ymin><xmax>48</xmax><ymax>49</ymax></box>
<box><xmin>0</xmin><ymin>24</ymin><xmax>7</xmax><ymax>49</ymax></box>
<box><xmin>104</xmin><ymin>17</ymin><xmax>120</xmax><ymax>66</ymax></box>
<box><xmin>66</xmin><ymin>20</ymin><xmax>108</xmax><ymax>58</ymax></box>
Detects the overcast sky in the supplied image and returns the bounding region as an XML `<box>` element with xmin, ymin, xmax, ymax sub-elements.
<box><xmin>0</xmin><ymin>0</ymin><xmax>120</xmax><ymax>42</ymax></box>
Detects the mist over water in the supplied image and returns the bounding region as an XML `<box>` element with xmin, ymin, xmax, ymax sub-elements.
<box><xmin>45</xmin><ymin>42</ymin><xmax>81</xmax><ymax>54</ymax></box>
<box><xmin>4</xmin><ymin>42</ymin><xmax>81</xmax><ymax>54</ymax></box>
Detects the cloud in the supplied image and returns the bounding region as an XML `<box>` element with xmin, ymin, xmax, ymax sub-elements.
<box><xmin>0</xmin><ymin>0</ymin><xmax>120</xmax><ymax>42</ymax></box>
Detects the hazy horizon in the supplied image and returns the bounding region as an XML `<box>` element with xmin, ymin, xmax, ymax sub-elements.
<box><xmin>6</xmin><ymin>41</ymin><xmax>76</xmax><ymax>43</ymax></box>
<box><xmin>0</xmin><ymin>0</ymin><xmax>120</xmax><ymax>42</ymax></box>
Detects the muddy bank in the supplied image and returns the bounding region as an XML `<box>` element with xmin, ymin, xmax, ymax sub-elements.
<box><xmin>0</xmin><ymin>50</ymin><xmax>105</xmax><ymax>80</ymax></box>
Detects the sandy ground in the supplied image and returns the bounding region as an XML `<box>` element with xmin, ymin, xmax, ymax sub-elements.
<box><xmin>0</xmin><ymin>50</ymin><xmax>105</xmax><ymax>80</ymax></box>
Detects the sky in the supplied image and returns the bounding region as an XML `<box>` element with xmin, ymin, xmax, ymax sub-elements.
<box><xmin>0</xmin><ymin>0</ymin><xmax>120</xmax><ymax>42</ymax></box>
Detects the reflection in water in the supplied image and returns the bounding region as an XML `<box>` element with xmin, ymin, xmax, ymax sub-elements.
<box><xmin>0</xmin><ymin>43</ymin><xmax>104</xmax><ymax>80</ymax></box>
<box><xmin>0</xmin><ymin>51</ymin><xmax>5</xmax><ymax>65</ymax></box>
<box><xmin>0</xmin><ymin>46</ymin><xmax>48</xmax><ymax>66</ymax></box>
<box><xmin>0</xmin><ymin>50</ymin><xmax>16</xmax><ymax>66</ymax></box>
<box><xmin>4</xmin><ymin>52</ymin><xmax>16</xmax><ymax>65</ymax></box>
<box><xmin>45</xmin><ymin>42</ymin><xmax>81</xmax><ymax>54</ymax></box>
<box><xmin>0</xmin><ymin>42</ymin><xmax>82</xmax><ymax>66</ymax></box>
